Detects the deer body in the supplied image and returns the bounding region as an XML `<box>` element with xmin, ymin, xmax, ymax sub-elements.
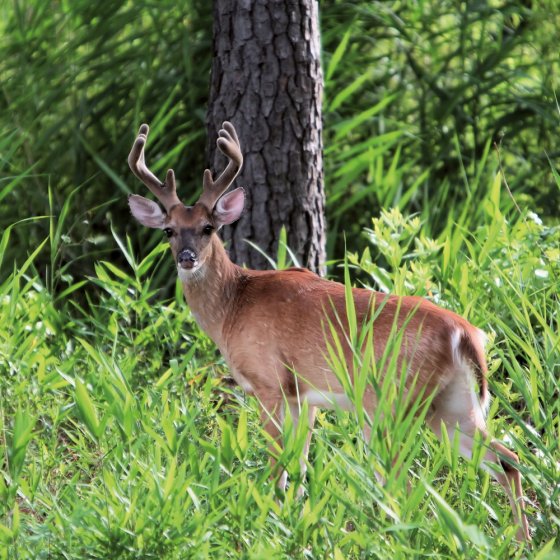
<box><xmin>127</xmin><ymin>122</ymin><xmax>530</xmax><ymax>541</ymax></box>
<box><xmin>182</xmin><ymin>235</ymin><xmax>482</xmax><ymax>404</ymax></box>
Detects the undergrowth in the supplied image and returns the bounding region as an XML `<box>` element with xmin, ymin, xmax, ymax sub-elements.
<box><xmin>0</xmin><ymin>168</ymin><xmax>559</xmax><ymax>559</ymax></box>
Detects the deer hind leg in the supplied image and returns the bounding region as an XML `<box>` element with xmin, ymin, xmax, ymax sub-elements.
<box><xmin>487</xmin><ymin>439</ymin><xmax>531</xmax><ymax>542</ymax></box>
<box><xmin>429</xmin><ymin>372</ymin><xmax>530</xmax><ymax>541</ymax></box>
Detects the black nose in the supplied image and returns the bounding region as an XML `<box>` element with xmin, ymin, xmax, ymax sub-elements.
<box><xmin>177</xmin><ymin>249</ymin><xmax>197</xmax><ymax>269</ymax></box>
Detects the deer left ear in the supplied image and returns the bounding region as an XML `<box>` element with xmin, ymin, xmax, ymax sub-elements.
<box><xmin>128</xmin><ymin>194</ymin><xmax>166</xmax><ymax>229</ymax></box>
<box><xmin>213</xmin><ymin>187</ymin><xmax>245</xmax><ymax>228</ymax></box>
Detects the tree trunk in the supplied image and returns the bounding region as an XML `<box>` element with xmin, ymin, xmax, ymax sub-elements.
<box><xmin>207</xmin><ymin>0</ymin><xmax>326</xmax><ymax>275</ymax></box>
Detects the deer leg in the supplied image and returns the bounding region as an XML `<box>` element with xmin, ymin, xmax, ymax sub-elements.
<box><xmin>257</xmin><ymin>394</ymin><xmax>287</xmax><ymax>491</ymax></box>
<box><xmin>442</xmin><ymin>425</ymin><xmax>529</xmax><ymax>542</ymax></box>
<box><xmin>287</xmin><ymin>401</ymin><xmax>316</xmax><ymax>498</ymax></box>
<box><xmin>429</xmin><ymin>379</ymin><xmax>530</xmax><ymax>542</ymax></box>
<box><xmin>485</xmin><ymin>439</ymin><xmax>531</xmax><ymax>542</ymax></box>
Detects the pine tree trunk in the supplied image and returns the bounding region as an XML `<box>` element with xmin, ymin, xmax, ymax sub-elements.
<box><xmin>207</xmin><ymin>0</ymin><xmax>326</xmax><ymax>275</ymax></box>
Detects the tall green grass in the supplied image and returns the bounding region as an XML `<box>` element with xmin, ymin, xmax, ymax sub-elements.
<box><xmin>1</xmin><ymin>167</ymin><xmax>558</xmax><ymax>558</ymax></box>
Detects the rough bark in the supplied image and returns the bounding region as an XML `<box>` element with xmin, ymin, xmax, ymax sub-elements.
<box><xmin>207</xmin><ymin>0</ymin><xmax>326</xmax><ymax>275</ymax></box>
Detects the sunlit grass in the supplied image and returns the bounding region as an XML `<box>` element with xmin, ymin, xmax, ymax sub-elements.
<box><xmin>0</xmin><ymin>168</ymin><xmax>558</xmax><ymax>558</ymax></box>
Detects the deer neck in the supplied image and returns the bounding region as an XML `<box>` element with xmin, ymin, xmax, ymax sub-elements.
<box><xmin>179</xmin><ymin>235</ymin><xmax>244</xmax><ymax>347</ymax></box>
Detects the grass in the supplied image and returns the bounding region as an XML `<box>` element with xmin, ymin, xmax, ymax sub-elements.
<box><xmin>0</xmin><ymin>167</ymin><xmax>558</xmax><ymax>559</ymax></box>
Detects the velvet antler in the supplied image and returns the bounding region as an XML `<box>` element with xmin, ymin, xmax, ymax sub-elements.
<box><xmin>128</xmin><ymin>124</ymin><xmax>182</xmax><ymax>212</ymax></box>
<box><xmin>198</xmin><ymin>122</ymin><xmax>243</xmax><ymax>210</ymax></box>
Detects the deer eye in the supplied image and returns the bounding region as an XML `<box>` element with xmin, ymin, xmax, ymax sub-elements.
<box><xmin>163</xmin><ymin>228</ymin><xmax>174</xmax><ymax>238</ymax></box>
<box><xmin>202</xmin><ymin>224</ymin><xmax>214</xmax><ymax>235</ymax></box>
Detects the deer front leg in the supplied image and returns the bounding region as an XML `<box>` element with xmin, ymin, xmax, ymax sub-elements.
<box><xmin>258</xmin><ymin>393</ymin><xmax>317</xmax><ymax>496</ymax></box>
<box><xmin>287</xmin><ymin>400</ymin><xmax>317</xmax><ymax>498</ymax></box>
<box><xmin>257</xmin><ymin>393</ymin><xmax>288</xmax><ymax>491</ymax></box>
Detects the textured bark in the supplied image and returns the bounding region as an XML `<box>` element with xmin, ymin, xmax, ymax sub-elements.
<box><xmin>207</xmin><ymin>0</ymin><xmax>326</xmax><ymax>275</ymax></box>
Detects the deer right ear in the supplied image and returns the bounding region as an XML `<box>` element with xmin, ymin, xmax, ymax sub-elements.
<box><xmin>128</xmin><ymin>194</ymin><xmax>166</xmax><ymax>229</ymax></box>
<box><xmin>213</xmin><ymin>187</ymin><xmax>245</xmax><ymax>228</ymax></box>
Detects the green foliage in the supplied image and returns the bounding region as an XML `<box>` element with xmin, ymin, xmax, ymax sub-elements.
<box><xmin>1</xmin><ymin>171</ymin><xmax>559</xmax><ymax>558</ymax></box>
<box><xmin>1</xmin><ymin>0</ymin><xmax>559</xmax><ymax>280</ymax></box>
<box><xmin>1</xmin><ymin>1</ymin><xmax>559</xmax><ymax>558</ymax></box>
<box><xmin>322</xmin><ymin>0</ymin><xmax>559</xmax><ymax>256</ymax></box>
<box><xmin>0</xmin><ymin>0</ymin><xmax>212</xmax><ymax>279</ymax></box>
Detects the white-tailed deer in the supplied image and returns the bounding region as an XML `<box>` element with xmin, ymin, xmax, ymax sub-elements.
<box><xmin>128</xmin><ymin>122</ymin><xmax>530</xmax><ymax>541</ymax></box>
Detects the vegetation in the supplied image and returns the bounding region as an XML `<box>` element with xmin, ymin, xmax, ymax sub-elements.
<box><xmin>1</xmin><ymin>0</ymin><xmax>559</xmax><ymax>558</ymax></box>
<box><xmin>1</xmin><ymin>186</ymin><xmax>558</xmax><ymax>558</ymax></box>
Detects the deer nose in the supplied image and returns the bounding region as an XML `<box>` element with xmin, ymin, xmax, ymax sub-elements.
<box><xmin>177</xmin><ymin>249</ymin><xmax>197</xmax><ymax>269</ymax></box>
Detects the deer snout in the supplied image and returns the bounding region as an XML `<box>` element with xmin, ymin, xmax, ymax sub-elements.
<box><xmin>177</xmin><ymin>248</ymin><xmax>198</xmax><ymax>269</ymax></box>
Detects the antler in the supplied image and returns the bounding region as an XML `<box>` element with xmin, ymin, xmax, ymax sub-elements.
<box><xmin>198</xmin><ymin>121</ymin><xmax>243</xmax><ymax>210</ymax></box>
<box><xmin>128</xmin><ymin>124</ymin><xmax>182</xmax><ymax>212</ymax></box>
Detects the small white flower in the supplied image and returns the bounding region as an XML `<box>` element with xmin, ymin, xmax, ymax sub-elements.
<box><xmin>527</xmin><ymin>211</ymin><xmax>543</xmax><ymax>225</ymax></box>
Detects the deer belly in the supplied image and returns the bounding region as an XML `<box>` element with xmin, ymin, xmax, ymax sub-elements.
<box><xmin>301</xmin><ymin>389</ymin><xmax>354</xmax><ymax>411</ymax></box>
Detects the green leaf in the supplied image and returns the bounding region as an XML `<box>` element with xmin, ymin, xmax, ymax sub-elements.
<box><xmin>236</xmin><ymin>409</ymin><xmax>248</xmax><ymax>456</ymax></box>
<box><xmin>0</xmin><ymin>225</ymin><xmax>12</xmax><ymax>271</ymax></box>
<box><xmin>8</xmin><ymin>410</ymin><xmax>35</xmax><ymax>482</ymax></box>
<box><xmin>533</xmin><ymin>538</ymin><xmax>559</xmax><ymax>560</ymax></box>
<box><xmin>0</xmin><ymin>523</ymin><xmax>12</xmax><ymax>544</ymax></box>
<box><xmin>74</xmin><ymin>379</ymin><xmax>101</xmax><ymax>441</ymax></box>
<box><xmin>277</xmin><ymin>226</ymin><xmax>288</xmax><ymax>270</ymax></box>
<box><xmin>333</xmin><ymin>95</ymin><xmax>396</xmax><ymax>140</ymax></box>
<box><xmin>0</xmin><ymin>166</ymin><xmax>38</xmax><ymax>204</ymax></box>
<box><xmin>326</xmin><ymin>26</ymin><xmax>352</xmax><ymax>82</ymax></box>
<box><xmin>11</xmin><ymin>502</ymin><xmax>19</xmax><ymax>535</ymax></box>
<box><xmin>327</xmin><ymin>69</ymin><xmax>373</xmax><ymax>113</ymax></box>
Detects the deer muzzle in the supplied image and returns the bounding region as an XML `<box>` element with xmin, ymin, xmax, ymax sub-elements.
<box><xmin>177</xmin><ymin>248</ymin><xmax>198</xmax><ymax>270</ymax></box>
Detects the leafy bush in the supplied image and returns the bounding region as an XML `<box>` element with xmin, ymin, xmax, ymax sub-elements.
<box><xmin>323</xmin><ymin>0</ymin><xmax>560</xmax><ymax>256</ymax></box>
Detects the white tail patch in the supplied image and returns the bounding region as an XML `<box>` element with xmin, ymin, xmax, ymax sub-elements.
<box><xmin>445</xmin><ymin>328</ymin><xmax>487</xmax><ymax>428</ymax></box>
<box><xmin>450</xmin><ymin>327</ymin><xmax>489</xmax><ymax>418</ymax></box>
<box><xmin>476</xmin><ymin>327</ymin><xmax>488</xmax><ymax>348</ymax></box>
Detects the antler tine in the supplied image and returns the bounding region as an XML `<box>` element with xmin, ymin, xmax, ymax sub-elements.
<box><xmin>128</xmin><ymin>124</ymin><xmax>182</xmax><ymax>212</ymax></box>
<box><xmin>198</xmin><ymin>121</ymin><xmax>243</xmax><ymax>210</ymax></box>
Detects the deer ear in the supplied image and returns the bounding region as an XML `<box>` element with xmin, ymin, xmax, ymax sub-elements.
<box><xmin>129</xmin><ymin>194</ymin><xmax>166</xmax><ymax>229</ymax></box>
<box><xmin>213</xmin><ymin>187</ymin><xmax>245</xmax><ymax>228</ymax></box>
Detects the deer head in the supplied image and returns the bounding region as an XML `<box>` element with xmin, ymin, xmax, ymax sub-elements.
<box><xmin>128</xmin><ymin>122</ymin><xmax>244</xmax><ymax>276</ymax></box>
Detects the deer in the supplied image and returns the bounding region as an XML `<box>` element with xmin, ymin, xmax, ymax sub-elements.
<box><xmin>127</xmin><ymin>121</ymin><xmax>530</xmax><ymax>542</ymax></box>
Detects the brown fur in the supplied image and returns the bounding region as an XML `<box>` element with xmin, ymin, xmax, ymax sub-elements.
<box><xmin>185</xmin><ymin>237</ymin><xmax>477</xmax><ymax>406</ymax></box>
